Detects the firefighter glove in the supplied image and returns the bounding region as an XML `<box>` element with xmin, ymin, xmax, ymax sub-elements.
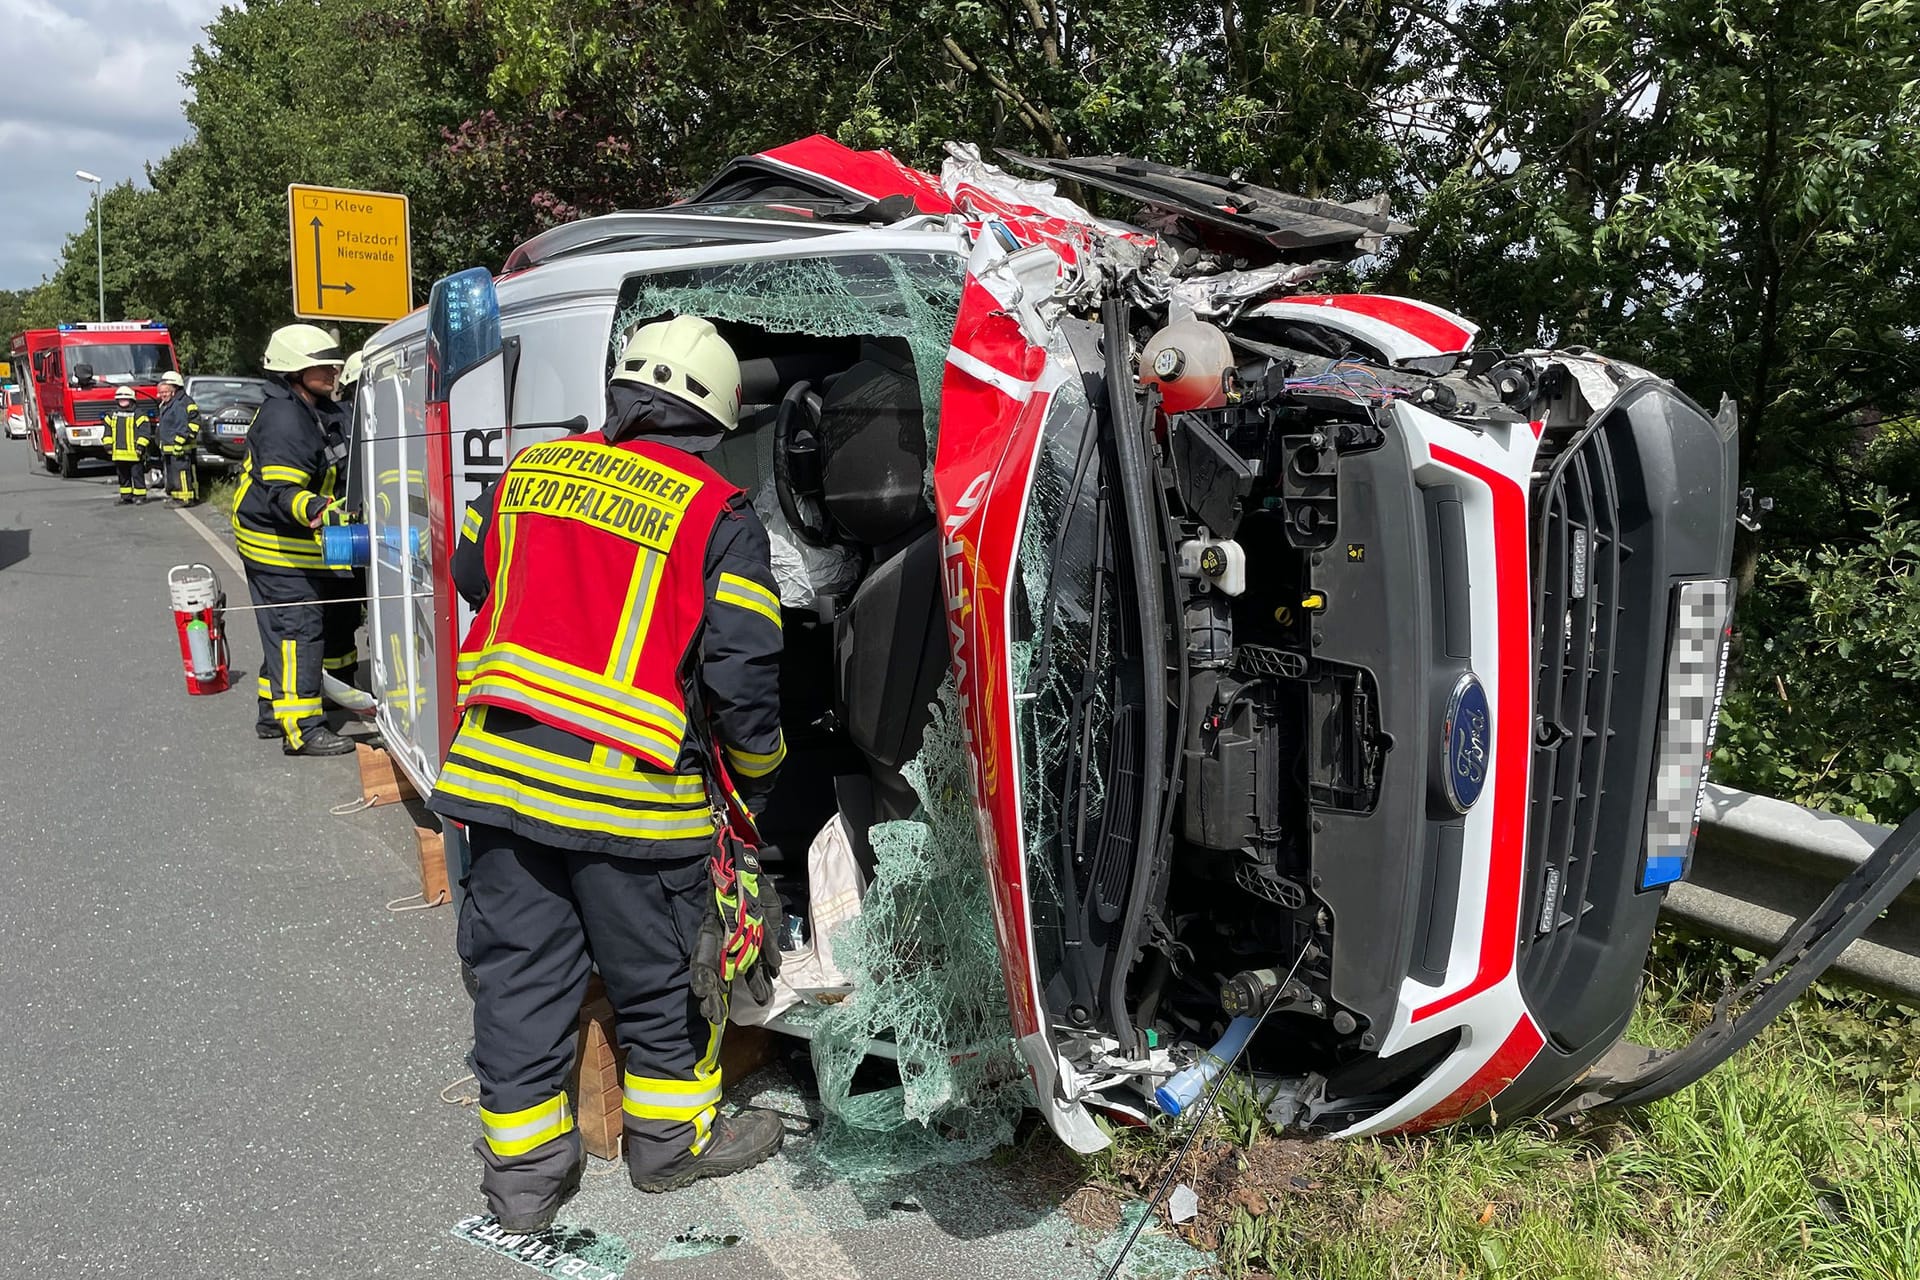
<box><xmin>309</xmin><ymin>497</ymin><xmax>351</xmax><ymax>528</ymax></box>
<box><xmin>689</xmin><ymin>838</ymin><xmax>783</xmax><ymax>1024</ymax></box>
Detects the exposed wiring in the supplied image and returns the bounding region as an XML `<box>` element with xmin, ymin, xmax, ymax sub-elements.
<box><xmin>1098</xmin><ymin>942</ymin><xmax>1314</xmax><ymax>1280</ymax></box>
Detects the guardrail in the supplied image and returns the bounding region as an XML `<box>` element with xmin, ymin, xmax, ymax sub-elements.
<box><xmin>1665</xmin><ymin>784</ymin><xmax>1920</xmax><ymax>1006</ymax></box>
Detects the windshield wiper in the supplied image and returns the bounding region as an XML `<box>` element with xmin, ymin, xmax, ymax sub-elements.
<box><xmin>1023</xmin><ymin>412</ymin><xmax>1102</xmax><ymax>695</ymax></box>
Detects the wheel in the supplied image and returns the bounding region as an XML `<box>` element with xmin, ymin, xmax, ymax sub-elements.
<box><xmin>57</xmin><ymin>442</ymin><xmax>77</xmax><ymax>479</ymax></box>
<box><xmin>40</xmin><ymin>442</ymin><xmax>57</xmax><ymax>473</ymax></box>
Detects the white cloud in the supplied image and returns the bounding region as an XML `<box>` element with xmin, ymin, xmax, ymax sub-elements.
<box><xmin>0</xmin><ymin>0</ymin><xmax>226</xmax><ymax>290</ymax></box>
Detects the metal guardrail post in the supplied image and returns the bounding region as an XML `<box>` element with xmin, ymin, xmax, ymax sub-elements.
<box><xmin>1665</xmin><ymin>784</ymin><xmax>1920</xmax><ymax>1006</ymax></box>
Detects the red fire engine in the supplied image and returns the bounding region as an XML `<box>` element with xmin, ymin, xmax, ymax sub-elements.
<box><xmin>10</xmin><ymin>322</ymin><xmax>180</xmax><ymax>478</ymax></box>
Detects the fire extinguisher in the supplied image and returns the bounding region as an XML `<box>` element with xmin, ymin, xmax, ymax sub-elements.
<box><xmin>167</xmin><ymin>562</ymin><xmax>230</xmax><ymax>695</ymax></box>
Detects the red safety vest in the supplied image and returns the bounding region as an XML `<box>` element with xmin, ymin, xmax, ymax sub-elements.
<box><xmin>455</xmin><ymin>434</ymin><xmax>740</xmax><ymax>771</ymax></box>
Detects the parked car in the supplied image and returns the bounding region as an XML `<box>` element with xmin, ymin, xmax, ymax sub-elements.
<box><xmin>3</xmin><ymin>383</ymin><xmax>26</xmax><ymax>439</ymax></box>
<box><xmin>185</xmin><ymin>375</ymin><xmax>274</xmax><ymax>472</ymax></box>
<box><xmin>349</xmin><ymin>138</ymin><xmax>1900</xmax><ymax>1150</ymax></box>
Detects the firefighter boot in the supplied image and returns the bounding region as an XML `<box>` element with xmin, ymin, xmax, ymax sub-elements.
<box><xmin>479</xmin><ymin>1128</ymin><xmax>584</xmax><ymax>1234</ymax></box>
<box><xmin>628</xmin><ymin>1109</ymin><xmax>785</xmax><ymax>1193</ymax></box>
<box><xmin>286</xmin><ymin>724</ymin><xmax>355</xmax><ymax>757</ymax></box>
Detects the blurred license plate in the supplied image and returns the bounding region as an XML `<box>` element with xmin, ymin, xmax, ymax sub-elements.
<box><xmin>218</xmin><ymin>422</ymin><xmax>248</xmax><ymax>436</ymax></box>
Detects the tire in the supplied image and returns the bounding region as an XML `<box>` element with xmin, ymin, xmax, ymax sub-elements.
<box><xmin>57</xmin><ymin>442</ymin><xmax>77</xmax><ymax>479</ymax></box>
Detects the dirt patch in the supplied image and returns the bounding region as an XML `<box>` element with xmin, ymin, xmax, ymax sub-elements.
<box><xmin>1064</xmin><ymin>1184</ymin><xmax>1125</xmax><ymax>1234</ymax></box>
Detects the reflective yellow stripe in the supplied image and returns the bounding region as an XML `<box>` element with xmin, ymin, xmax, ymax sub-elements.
<box><xmin>606</xmin><ymin>549</ymin><xmax>666</xmax><ymax>685</ymax></box>
<box><xmin>479</xmin><ymin>1093</ymin><xmax>574</xmax><ymax>1158</ymax></box>
<box><xmin>716</xmin><ymin>573</ymin><xmax>782</xmax><ymax>628</ymax></box>
<box><xmin>461</xmin><ymin>506</ymin><xmax>484</xmax><ymax>542</ymax></box>
<box><xmin>462</xmin><ymin>675</ymin><xmax>684</xmax><ymax>764</ymax></box>
<box><xmin>257</xmin><ymin>676</ymin><xmax>272</xmax><ymax>699</ymax></box>
<box><xmin>459</xmin><ymin>720</ymin><xmax>705</xmax><ymax>802</ymax></box>
<box><xmin>323</xmin><ymin>650</ymin><xmax>359</xmax><ymax>671</ymax></box>
<box><xmin>622</xmin><ymin>1069</ymin><xmax>721</xmax><ymax>1122</ymax></box>
<box><xmin>434</xmin><ymin>761</ymin><xmax>718</xmax><ymax>839</ymax></box>
<box><xmin>291</xmin><ymin>491</ymin><xmax>319</xmax><ymax>525</ymax></box>
<box><xmin>259</xmin><ymin>464</ymin><xmax>308</xmax><ymax>484</ymax></box>
<box><xmin>457</xmin><ymin>643</ymin><xmax>689</xmax><ymax>733</ymax></box>
<box><xmin>724</xmin><ymin>734</ymin><xmax>787</xmax><ymax>779</ymax></box>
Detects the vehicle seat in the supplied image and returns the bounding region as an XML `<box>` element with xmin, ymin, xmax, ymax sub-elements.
<box><xmin>834</xmin><ymin>528</ymin><xmax>944</xmax><ymax>819</ymax></box>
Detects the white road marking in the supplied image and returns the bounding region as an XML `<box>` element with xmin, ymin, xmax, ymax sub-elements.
<box><xmin>174</xmin><ymin>505</ymin><xmax>244</xmax><ymax>575</ymax></box>
<box><xmin>715</xmin><ymin>1169</ymin><xmax>860</xmax><ymax>1280</ymax></box>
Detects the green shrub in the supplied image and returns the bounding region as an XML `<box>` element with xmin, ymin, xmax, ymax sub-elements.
<box><xmin>1716</xmin><ymin>488</ymin><xmax>1920</xmax><ymax>825</ymax></box>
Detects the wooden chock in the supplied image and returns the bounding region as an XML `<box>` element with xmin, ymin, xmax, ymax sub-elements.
<box><xmin>356</xmin><ymin>741</ymin><xmax>418</xmax><ymax>807</ymax></box>
<box><xmin>571</xmin><ymin>976</ymin><xmax>625</xmax><ymax>1161</ymax></box>
<box><xmin>413</xmin><ymin>824</ymin><xmax>451</xmax><ymax>906</ymax></box>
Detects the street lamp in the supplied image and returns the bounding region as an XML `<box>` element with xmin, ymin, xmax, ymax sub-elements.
<box><xmin>74</xmin><ymin>170</ymin><xmax>103</xmax><ymax>322</ymax></box>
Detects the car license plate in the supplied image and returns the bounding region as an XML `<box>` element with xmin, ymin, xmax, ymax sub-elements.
<box><xmin>219</xmin><ymin>422</ymin><xmax>248</xmax><ymax>437</ymax></box>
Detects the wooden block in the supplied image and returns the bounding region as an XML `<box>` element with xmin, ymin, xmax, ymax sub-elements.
<box><xmin>356</xmin><ymin>742</ymin><xmax>418</xmax><ymax>807</ymax></box>
<box><xmin>720</xmin><ymin>1022</ymin><xmax>779</xmax><ymax>1085</ymax></box>
<box><xmin>413</xmin><ymin>825</ymin><xmax>450</xmax><ymax>906</ymax></box>
<box><xmin>571</xmin><ymin>979</ymin><xmax>625</xmax><ymax>1161</ymax></box>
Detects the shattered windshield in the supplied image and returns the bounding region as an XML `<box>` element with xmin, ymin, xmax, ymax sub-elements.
<box><xmin>609</xmin><ymin>250</ymin><xmax>963</xmax><ymax>457</ymax></box>
<box><xmin>1010</xmin><ymin>379</ymin><xmax>1127</xmax><ymax>1022</ymax></box>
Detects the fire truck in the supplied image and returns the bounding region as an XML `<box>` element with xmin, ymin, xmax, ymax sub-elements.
<box><xmin>11</xmin><ymin>323</ymin><xmax>179</xmax><ymax>478</ymax></box>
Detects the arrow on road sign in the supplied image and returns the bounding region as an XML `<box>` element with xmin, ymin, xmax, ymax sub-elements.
<box><xmin>308</xmin><ymin>216</ymin><xmax>357</xmax><ymax>312</ymax></box>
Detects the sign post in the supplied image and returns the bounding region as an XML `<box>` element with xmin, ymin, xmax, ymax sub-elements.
<box><xmin>287</xmin><ymin>184</ymin><xmax>413</xmax><ymax>325</ymax></box>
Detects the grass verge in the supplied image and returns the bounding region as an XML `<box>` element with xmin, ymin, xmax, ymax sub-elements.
<box><xmin>1081</xmin><ymin>931</ymin><xmax>1920</xmax><ymax>1279</ymax></box>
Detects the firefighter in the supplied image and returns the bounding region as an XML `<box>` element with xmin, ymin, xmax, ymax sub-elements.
<box><xmin>103</xmin><ymin>385</ymin><xmax>151</xmax><ymax>504</ymax></box>
<box><xmin>153</xmin><ymin>371</ymin><xmax>202</xmax><ymax>507</ymax></box>
<box><xmin>235</xmin><ymin>323</ymin><xmax>358</xmax><ymax>757</ymax></box>
<box><xmin>430</xmin><ymin>316</ymin><xmax>788</xmax><ymax>1231</ymax></box>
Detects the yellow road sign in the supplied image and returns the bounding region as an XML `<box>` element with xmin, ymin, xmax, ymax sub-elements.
<box><xmin>287</xmin><ymin>184</ymin><xmax>413</xmax><ymax>325</ymax></box>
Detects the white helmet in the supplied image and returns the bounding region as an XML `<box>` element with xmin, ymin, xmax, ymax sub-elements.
<box><xmin>158</xmin><ymin>371</ymin><xmax>185</xmax><ymax>388</ymax></box>
<box><xmin>262</xmin><ymin>323</ymin><xmax>347</xmax><ymax>375</ymax></box>
<box><xmin>610</xmin><ymin>316</ymin><xmax>742</xmax><ymax>431</ymax></box>
<box><xmin>114</xmin><ymin>386</ymin><xmax>135</xmax><ymax>402</ymax></box>
<box><xmin>339</xmin><ymin>351</ymin><xmax>364</xmax><ymax>387</ymax></box>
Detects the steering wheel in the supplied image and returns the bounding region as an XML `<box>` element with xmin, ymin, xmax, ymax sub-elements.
<box><xmin>773</xmin><ymin>381</ymin><xmax>833</xmax><ymax>545</ymax></box>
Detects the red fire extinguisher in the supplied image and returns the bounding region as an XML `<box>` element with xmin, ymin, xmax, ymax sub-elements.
<box><xmin>167</xmin><ymin>562</ymin><xmax>230</xmax><ymax>695</ymax></box>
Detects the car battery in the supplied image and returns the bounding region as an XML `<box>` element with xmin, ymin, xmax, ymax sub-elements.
<box><xmin>167</xmin><ymin>562</ymin><xmax>230</xmax><ymax>695</ymax></box>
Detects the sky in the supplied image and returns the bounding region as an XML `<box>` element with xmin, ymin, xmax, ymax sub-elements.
<box><xmin>0</xmin><ymin>0</ymin><xmax>226</xmax><ymax>291</ymax></box>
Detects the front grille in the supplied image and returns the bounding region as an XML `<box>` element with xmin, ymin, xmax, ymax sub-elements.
<box><xmin>1518</xmin><ymin>419</ymin><xmax>1626</xmax><ymax>991</ymax></box>
<box><xmin>71</xmin><ymin>398</ymin><xmax>156</xmax><ymax>424</ymax></box>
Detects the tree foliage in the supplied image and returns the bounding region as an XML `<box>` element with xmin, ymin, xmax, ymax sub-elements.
<box><xmin>10</xmin><ymin>0</ymin><xmax>1917</xmax><ymax>804</ymax></box>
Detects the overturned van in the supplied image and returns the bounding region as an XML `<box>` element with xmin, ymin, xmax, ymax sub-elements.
<box><xmin>353</xmin><ymin>138</ymin><xmax>1748</xmax><ymax>1148</ymax></box>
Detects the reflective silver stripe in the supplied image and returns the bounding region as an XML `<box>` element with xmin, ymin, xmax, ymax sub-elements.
<box><xmin>465</xmin><ymin>647</ymin><xmax>687</xmax><ymax>737</ymax></box>
<box><xmin>461</xmin><ymin>678</ymin><xmax>681</xmax><ymax>761</ymax></box>
<box><xmin>436</xmin><ymin>763</ymin><xmax>718</xmax><ymax>839</ymax></box>
<box><xmin>449</xmin><ymin>731</ymin><xmax>706</xmax><ymax>806</ymax></box>
<box><xmin>480</xmin><ymin>1096</ymin><xmax>573</xmax><ymax>1146</ymax></box>
<box><xmin>607</xmin><ymin>549</ymin><xmax>664</xmax><ymax>683</ymax></box>
<box><xmin>622</xmin><ymin>1077</ymin><xmax>722</xmax><ymax>1119</ymax></box>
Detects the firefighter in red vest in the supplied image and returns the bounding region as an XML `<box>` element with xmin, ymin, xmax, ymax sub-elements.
<box><xmin>431</xmin><ymin>316</ymin><xmax>787</xmax><ymax>1230</ymax></box>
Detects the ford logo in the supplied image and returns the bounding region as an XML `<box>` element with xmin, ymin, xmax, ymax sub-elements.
<box><xmin>1442</xmin><ymin>673</ymin><xmax>1491</xmax><ymax>813</ymax></box>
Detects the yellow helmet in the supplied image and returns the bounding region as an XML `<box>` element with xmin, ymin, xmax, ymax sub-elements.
<box><xmin>262</xmin><ymin>323</ymin><xmax>346</xmax><ymax>374</ymax></box>
<box><xmin>610</xmin><ymin>316</ymin><xmax>742</xmax><ymax>431</ymax></box>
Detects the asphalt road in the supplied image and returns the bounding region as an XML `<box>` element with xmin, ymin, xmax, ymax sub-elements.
<box><xmin>0</xmin><ymin>455</ymin><xmax>1187</xmax><ymax>1280</ymax></box>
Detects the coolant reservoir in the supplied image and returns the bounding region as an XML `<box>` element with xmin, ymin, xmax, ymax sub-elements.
<box><xmin>1139</xmin><ymin>319</ymin><xmax>1233</xmax><ymax>413</ymax></box>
